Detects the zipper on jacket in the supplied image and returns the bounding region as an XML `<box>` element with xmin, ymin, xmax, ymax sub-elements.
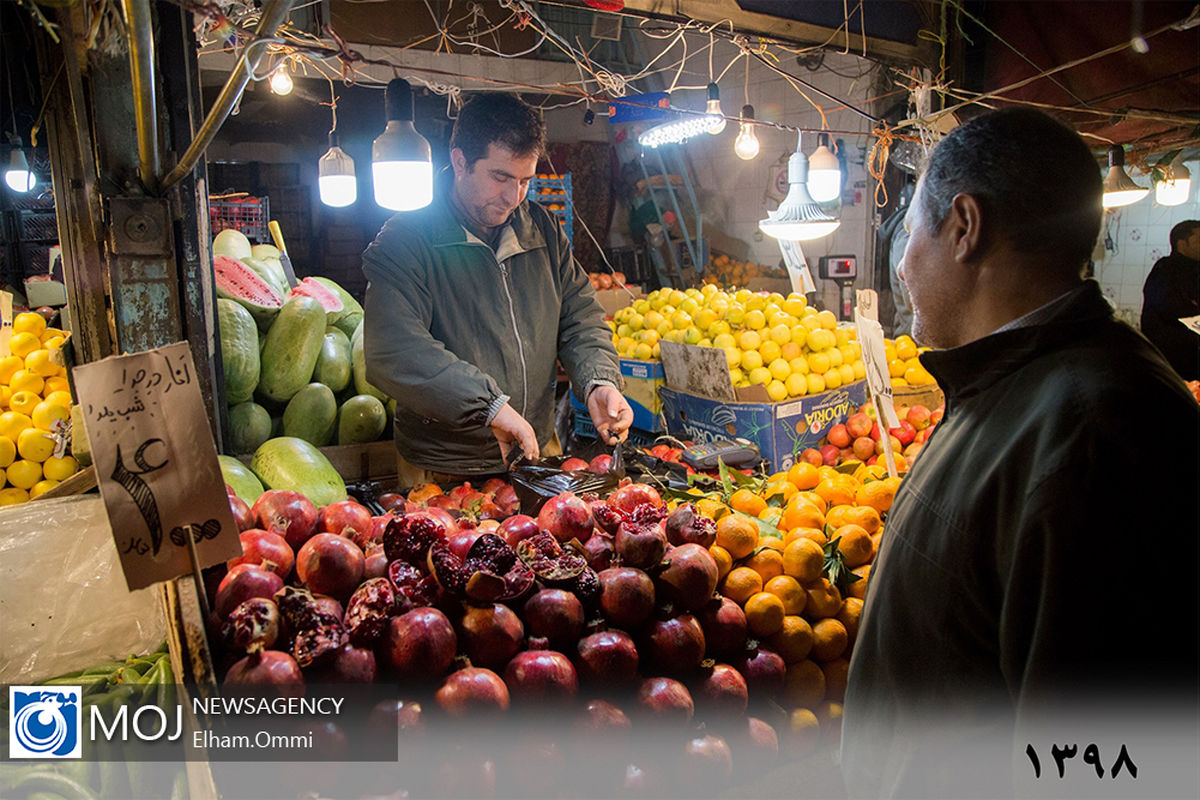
<box><xmin>497</xmin><ymin>260</ymin><xmax>529</xmax><ymax>416</ymax></box>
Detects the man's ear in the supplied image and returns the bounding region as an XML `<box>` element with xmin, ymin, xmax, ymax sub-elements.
<box><xmin>450</xmin><ymin>147</ymin><xmax>467</xmax><ymax>178</ymax></box>
<box><xmin>948</xmin><ymin>193</ymin><xmax>984</xmax><ymax>263</ymax></box>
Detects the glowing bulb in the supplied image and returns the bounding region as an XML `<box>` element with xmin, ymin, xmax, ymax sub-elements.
<box><xmin>372</xmin><ymin>79</ymin><xmax>433</xmax><ymax>211</ymax></box>
<box><xmin>318</xmin><ymin>138</ymin><xmax>356</xmax><ymax>208</ymax></box>
<box><xmin>269</xmin><ymin>66</ymin><xmax>293</xmax><ymax>96</ymax></box>
<box><xmin>807</xmin><ymin>134</ymin><xmax>842</xmax><ymax>203</ymax></box>
<box><xmin>4</xmin><ymin>149</ymin><xmax>35</xmax><ymax>193</ymax></box>
<box><xmin>704</xmin><ymin>84</ymin><xmax>725</xmax><ymax>134</ymax></box>
<box><xmin>733</xmin><ymin>105</ymin><xmax>759</xmax><ymax>160</ymax></box>
<box><xmin>1101</xmin><ymin>146</ymin><xmax>1148</xmax><ymax>208</ymax></box>
<box><xmin>1155</xmin><ymin>161</ymin><xmax>1191</xmax><ymax>206</ymax></box>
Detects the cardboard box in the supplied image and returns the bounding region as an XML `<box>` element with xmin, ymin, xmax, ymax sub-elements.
<box><xmin>745</xmin><ymin>276</ymin><xmax>793</xmax><ymax>294</ymax></box>
<box><xmin>593</xmin><ymin>287</ymin><xmax>642</xmax><ymax>317</ymax></box>
<box><xmin>892</xmin><ymin>382</ymin><xmax>945</xmax><ymax>412</ymax></box>
<box><xmin>24</xmin><ymin>278</ymin><xmax>67</xmax><ymax>307</ymax></box>
<box><xmin>570</xmin><ymin>357</ymin><xmax>666</xmax><ymax>434</ymax></box>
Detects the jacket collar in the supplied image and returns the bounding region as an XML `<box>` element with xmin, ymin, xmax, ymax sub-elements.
<box><xmin>919</xmin><ymin>280</ymin><xmax>1114</xmax><ymax>403</ymax></box>
<box><xmin>423</xmin><ymin>167</ymin><xmax>546</xmax><ymax>257</ymax></box>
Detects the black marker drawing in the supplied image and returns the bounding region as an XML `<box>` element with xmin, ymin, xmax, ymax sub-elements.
<box><xmin>110</xmin><ymin>438</ymin><xmax>168</xmax><ymax>555</ymax></box>
<box><xmin>169</xmin><ymin>518</ymin><xmax>221</xmax><ymax>547</ymax></box>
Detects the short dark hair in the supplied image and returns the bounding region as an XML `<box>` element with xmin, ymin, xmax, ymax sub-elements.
<box><xmin>450</xmin><ymin>93</ymin><xmax>546</xmax><ymax>167</ymax></box>
<box><xmin>1169</xmin><ymin>220</ymin><xmax>1200</xmax><ymax>251</ymax></box>
<box><xmin>919</xmin><ymin>108</ymin><xmax>1102</xmax><ymax>270</ymax></box>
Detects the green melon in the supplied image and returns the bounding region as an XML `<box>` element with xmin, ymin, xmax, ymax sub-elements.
<box><xmin>350</xmin><ymin>320</ymin><xmax>389</xmax><ymax>403</ymax></box>
<box><xmin>218</xmin><ymin>298</ymin><xmax>260</xmax><ymax>404</ymax></box>
<box><xmin>259</xmin><ymin>295</ymin><xmax>327</xmax><ymax>403</ymax></box>
<box><xmin>250</xmin><ymin>436</ymin><xmax>347</xmax><ymax>506</ymax></box>
<box><xmin>314</xmin><ymin>328</ymin><xmax>352</xmax><ymax>393</ymax></box>
<box><xmin>337</xmin><ymin>394</ymin><xmax>388</xmax><ymax>445</ymax></box>
<box><xmin>312</xmin><ymin>277</ymin><xmax>364</xmax><ymax>338</ymax></box>
<box><xmin>219</xmin><ymin>454</ymin><xmax>265</xmax><ymax>504</ymax></box>
<box><xmin>241</xmin><ymin>256</ymin><xmax>289</xmax><ymax>300</ymax></box>
<box><xmin>282</xmin><ymin>383</ymin><xmax>338</xmax><ymax>447</ymax></box>
<box><xmin>214</xmin><ymin>254</ymin><xmax>282</xmax><ymax>331</ymax></box>
<box><xmin>228</xmin><ymin>401</ymin><xmax>272</xmax><ymax>454</ymax></box>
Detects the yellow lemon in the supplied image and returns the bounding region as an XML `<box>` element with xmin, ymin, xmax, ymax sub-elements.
<box><xmin>840</xmin><ymin>363</ymin><xmax>856</xmax><ymax>384</ymax></box>
<box><xmin>29</xmin><ymin>479</ymin><xmax>59</xmax><ymax>499</ymax></box>
<box><xmin>724</xmin><ymin>347</ymin><xmax>742</xmax><ymax>368</ymax></box>
<box><xmin>741</xmin><ymin>349</ymin><xmax>764</xmax><ymax>371</ymax></box>
<box><xmin>0</xmin><ymin>411</ymin><xmax>33</xmax><ymax>441</ymax></box>
<box><xmin>745</xmin><ymin>309</ymin><xmax>767</xmax><ymax>330</ymax></box>
<box><xmin>852</xmin><ymin>360</ymin><xmax>867</xmax><ymax>380</ymax></box>
<box><xmin>0</xmin><ymin>385</ymin><xmax>9</xmax><ymax>409</ymax></box>
<box><xmin>785</xmin><ymin>372</ymin><xmax>809</xmax><ymax>397</ymax></box>
<box><xmin>748</xmin><ymin>366</ymin><xmax>772</xmax><ymax>386</ymax></box>
<box><xmin>888</xmin><ymin>359</ymin><xmax>907</xmax><ymax>378</ymax></box>
<box><xmin>729</xmin><ymin>367</ymin><xmax>745</xmax><ymax>385</ymax></box>
<box><xmin>0</xmin><ymin>487</ymin><xmax>29</xmax><ymax>506</ymax></box>
<box><xmin>17</xmin><ymin>428</ymin><xmax>56</xmax><ymax>462</ymax></box>
<box><xmin>9</xmin><ymin>370</ymin><xmax>43</xmax><ymax>396</ymax></box>
<box><xmin>7</xmin><ymin>332</ymin><xmax>40</xmax><ymax>360</ymax></box>
<box><xmin>6</xmin><ymin>459</ymin><xmax>42</xmax><ymax>490</ymax></box>
<box><xmin>758</xmin><ymin>340</ymin><xmax>782</xmax><ymax>364</ymax></box>
<box><xmin>769</xmin><ymin>358</ymin><xmax>792</xmax><ymax>381</ymax></box>
<box><xmin>823</xmin><ymin>368</ymin><xmax>843</xmax><ymax>389</ymax></box>
<box><xmin>807</xmin><ymin>373</ymin><xmax>827</xmax><ymax>395</ymax></box>
<box><xmin>789</xmin><ymin>356</ymin><xmax>809</xmax><ymax>376</ymax></box>
<box><xmin>827</xmin><ymin>347</ymin><xmax>844</xmax><ymax>368</ymax></box>
<box><xmin>0</xmin><ymin>355</ymin><xmax>22</xmax><ymax>384</ymax></box>
<box><xmin>0</xmin><ymin>435</ymin><xmax>15</xmax><ymax>468</ymax></box>
<box><xmin>712</xmin><ymin>333</ymin><xmax>736</xmax><ymax>350</ymax></box>
<box><xmin>41</xmin><ymin>335</ymin><xmax>66</xmax><ymax>351</ymax></box>
<box><xmin>42</xmin><ymin>455</ymin><xmax>78</xmax><ymax>481</ymax></box>
<box><xmin>807</xmin><ymin>352</ymin><xmax>831</xmax><ymax>375</ymax></box>
<box><xmin>8</xmin><ymin>391</ymin><xmax>39</xmax><ymax>417</ymax></box>
<box><xmin>12</xmin><ymin>312</ymin><xmax>46</xmax><ymax>337</ymax></box>
<box><xmin>738</xmin><ymin>330</ymin><xmax>762</xmax><ymax>351</ymax></box>
<box><xmin>767</xmin><ymin>379</ymin><xmax>788</xmax><ymax>402</ymax></box>
<box><xmin>783</xmin><ymin>296</ymin><xmax>807</xmax><ymax>316</ymax></box>
<box><xmin>32</xmin><ymin>400</ymin><xmax>69</xmax><ymax>432</ymax></box>
<box><xmin>817</xmin><ymin>310</ymin><xmax>838</xmax><ymax>330</ymax></box>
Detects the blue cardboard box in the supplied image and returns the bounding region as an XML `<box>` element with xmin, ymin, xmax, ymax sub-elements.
<box><xmin>570</xmin><ymin>357</ymin><xmax>666</xmax><ymax>434</ymax></box>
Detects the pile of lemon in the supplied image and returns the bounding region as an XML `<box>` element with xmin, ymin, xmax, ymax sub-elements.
<box><xmin>0</xmin><ymin>312</ymin><xmax>80</xmax><ymax>506</ymax></box>
<box><xmin>883</xmin><ymin>333</ymin><xmax>935</xmax><ymax>387</ymax></box>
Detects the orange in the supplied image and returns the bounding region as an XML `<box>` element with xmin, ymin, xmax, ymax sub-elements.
<box><xmin>6</xmin><ymin>459</ymin><xmax>42</xmax><ymax>490</ymax></box>
<box><xmin>855</xmin><ymin>480</ymin><xmax>895</xmax><ymax>514</ymax></box>
<box><xmin>833</xmin><ymin>524</ymin><xmax>873</xmax><ymax>568</ymax></box>
<box><xmin>824</xmin><ymin>504</ymin><xmax>855</xmax><ymax>530</ymax></box>
<box><xmin>810</xmin><ymin>618</ymin><xmax>848</xmax><ymax>662</ymax></box>
<box><xmin>28</xmin><ymin>478</ymin><xmax>59</xmax><ymax>499</ymax></box>
<box><xmin>786</xmin><ymin>461</ymin><xmax>820</xmax><ymax>490</ymax></box>
<box><xmin>12</xmin><ymin>311</ymin><xmax>46</xmax><ymax>337</ymax></box>
<box><xmin>728</xmin><ymin>488</ymin><xmax>767</xmax><ymax>517</ymax></box>
<box><xmin>8</xmin><ymin>390</ymin><xmax>39</xmax><ymax>417</ymax></box>
<box><xmin>715</xmin><ymin>514</ymin><xmax>759</xmax><ymax>560</ymax></box>
<box><xmin>797</xmin><ymin>491</ymin><xmax>826</xmax><ymax>514</ymax></box>
<box><xmin>757</xmin><ymin>535</ymin><xmax>785</xmax><ymax>552</ymax></box>
<box><xmin>757</xmin><ymin>505</ymin><xmax>782</xmax><ymax>528</ymax></box>
<box><xmin>782</xmin><ymin>537</ymin><xmax>824</xmax><ymax>583</ymax></box>
<box><xmin>8</xmin><ymin>370</ymin><xmax>43</xmax><ymax>396</ymax></box>
<box><xmin>846</xmin><ymin>564</ymin><xmax>871</xmax><ymax>600</ymax></box>
<box><xmin>695</xmin><ymin>496</ymin><xmax>727</xmax><ymax>520</ymax></box>
<box><xmin>41</xmin><ymin>455</ymin><xmax>78</xmax><ymax>482</ymax></box>
<box><xmin>721</xmin><ymin>566</ymin><xmax>763</xmax><ymax>605</ymax></box>
<box><xmin>31</xmin><ymin>401</ymin><xmax>68</xmax><ymax>432</ymax></box>
<box><xmin>744</xmin><ymin>591</ymin><xmax>785</xmax><ymax>637</ymax></box>
<box><xmin>764</xmin><ymin>574</ymin><xmax>807</xmax><ymax>615</ymax></box>
<box><xmin>814</xmin><ymin>477</ymin><xmax>855</xmax><ymax>508</ymax></box>
<box><xmin>783</xmin><ymin>708</ymin><xmax>822</xmax><ymax>758</ymax></box>
<box><xmin>7</xmin><ymin>332</ymin><xmax>40</xmax><ymax>360</ymax></box>
<box><xmin>0</xmin><ymin>436</ymin><xmax>15</xmax><ymax>468</ymax></box>
<box><xmin>780</xmin><ymin>497</ymin><xmax>824</xmax><ymax>532</ymax></box>
<box><xmin>803</xmin><ymin>578</ymin><xmax>843</xmax><ymax>620</ymax></box>
<box><xmin>764</xmin><ymin>480</ymin><xmax>797</xmax><ymax>504</ymax></box>
<box><xmin>785</xmin><ymin>526</ymin><xmax>829</xmax><ymax>548</ymax></box>
<box><xmin>745</xmin><ymin>547</ymin><xmax>784</xmax><ymax>581</ymax></box>
<box><xmin>768</xmin><ymin>614</ymin><xmax>814</xmax><ymax>663</ymax></box>
<box><xmin>845</xmin><ymin>505</ymin><xmax>882</xmax><ymax>534</ymax></box>
<box><xmin>816</xmin><ymin>699</ymin><xmax>844</xmax><ymax>743</ymax></box>
<box><xmin>836</xmin><ymin>597</ymin><xmax>863</xmax><ymax>646</ymax></box>
<box><xmin>0</xmin><ymin>487</ymin><xmax>29</xmax><ymax>506</ymax></box>
<box><xmin>784</xmin><ymin>659</ymin><xmax>826</xmax><ymax>709</ymax></box>
<box><xmin>709</xmin><ymin>545</ymin><xmax>733</xmax><ymax>581</ymax></box>
<box><xmin>821</xmin><ymin>658</ymin><xmax>850</xmax><ymax>702</ymax></box>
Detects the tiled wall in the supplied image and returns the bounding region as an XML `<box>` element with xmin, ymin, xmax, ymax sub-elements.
<box><xmin>1091</xmin><ymin>163</ymin><xmax>1199</xmax><ymax>327</ymax></box>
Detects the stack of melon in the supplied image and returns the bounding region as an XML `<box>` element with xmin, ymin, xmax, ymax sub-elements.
<box><xmin>212</xmin><ymin>230</ymin><xmax>394</xmax><ymax>455</ymax></box>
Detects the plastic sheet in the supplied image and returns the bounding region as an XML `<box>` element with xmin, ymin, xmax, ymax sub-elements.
<box><xmin>0</xmin><ymin>495</ymin><xmax>166</xmax><ymax>683</ymax></box>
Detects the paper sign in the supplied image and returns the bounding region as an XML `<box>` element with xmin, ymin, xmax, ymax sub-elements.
<box><xmin>1180</xmin><ymin>314</ymin><xmax>1200</xmax><ymax>336</ymax></box>
<box><xmin>72</xmin><ymin>342</ymin><xmax>240</xmax><ymax>591</ymax></box>
<box><xmin>659</xmin><ymin>340</ymin><xmax>737</xmax><ymax>402</ymax></box>
<box><xmin>779</xmin><ymin>240</ymin><xmax>817</xmax><ymax>295</ymax></box>
<box><xmin>0</xmin><ymin>290</ymin><xmax>12</xmax><ymax>357</ymax></box>
<box><xmin>854</xmin><ymin>290</ymin><xmax>901</xmax><ymax>429</ymax></box>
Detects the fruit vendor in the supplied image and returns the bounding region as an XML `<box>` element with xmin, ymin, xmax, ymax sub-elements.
<box><xmin>840</xmin><ymin>109</ymin><xmax>1199</xmax><ymax>797</ymax></box>
<box><xmin>1141</xmin><ymin>219</ymin><xmax>1199</xmax><ymax>380</ymax></box>
<box><xmin>361</xmin><ymin>93</ymin><xmax>633</xmax><ymax>484</ymax></box>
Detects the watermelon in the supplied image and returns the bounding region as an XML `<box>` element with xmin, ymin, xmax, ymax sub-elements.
<box><xmin>250</xmin><ymin>437</ymin><xmax>347</xmax><ymax>507</ymax></box>
<box><xmin>350</xmin><ymin>320</ymin><xmax>389</xmax><ymax>403</ymax></box>
<box><xmin>314</xmin><ymin>328</ymin><xmax>352</xmax><ymax>393</ymax></box>
<box><xmin>288</xmin><ymin>277</ymin><xmax>345</xmax><ymax>327</ymax></box>
<box><xmin>219</xmin><ymin>454</ymin><xmax>265</xmax><ymax>504</ymax></box>
<box><xmin>282</xmin><ymin>383</ymin><xmax>337</xmax><ymax>447</ymax></box>
<box><xmin>241</xmin><ymin>256</ymin><xmax>289</xmax><ymax>300</ymax></box>
<box><xmin>312</xmin><ymin>277</ymin><xmax>364</xmax><ymax>338</ymax></box>
<box><xmin>214</xmin><ymin>254</ymin><xmax>283</xmax><ymax>331</ymax></box>
<box><xmin>258</xmin><ymin>295</ymin><xmax>327</xmax><ymax>403</ymax></box>
<box><xmin>337</xmin><ymin>394</ymin><xmax>387</xmax><ymax>445</ymax></box>
<box><xmin>228</xmin><ymin>401</ymin><xmax>272</xmax><ymax>454</ymax></box>
<box><xmin>217</xmin><ymin>298</ymin><xmax>260</xmax><ymax>404</ymax></box>
<box><xmin>213</xmin><ymin>229</ymin><xmax>252</xmax><ymax>260</ymax></box>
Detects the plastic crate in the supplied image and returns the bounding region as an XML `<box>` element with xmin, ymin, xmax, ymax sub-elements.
<box><xmin>208</xmin><ymin>195</ymin><xmax>270</xmax><ymax>243</ymax></box>
<box><xmin>527</xmin><ymin>174</ymin><xmax>573</xmax><ymax>251</ymax></box>
<box><xmin>18</xmin><ymin>211</ymin><xmax>58</xmax><ymax>241</ymax></box>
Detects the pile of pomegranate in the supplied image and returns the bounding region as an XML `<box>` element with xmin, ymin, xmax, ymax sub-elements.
<box><xmin>214</xmin><ymin>476</ymin><xmax>830</xmax><ymax>797</ymax></box>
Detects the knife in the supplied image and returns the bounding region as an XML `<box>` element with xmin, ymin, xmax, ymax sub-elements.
<box><xmin>267</xmin><ymin>220</ymin><xmax>300</xmax><ymax>289</ymax></box>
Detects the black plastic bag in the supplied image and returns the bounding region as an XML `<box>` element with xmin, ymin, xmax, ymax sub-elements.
<box><xmin>510</xmin><ymin>443</ymin><xmax>691</xmax><ymax>516</ymax></box>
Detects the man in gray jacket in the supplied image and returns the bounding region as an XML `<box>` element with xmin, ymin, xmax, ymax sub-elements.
<box><xmin>362</xmin><ymin>93</ymin><xmax>631</xmax><ymax>481</ymax></box>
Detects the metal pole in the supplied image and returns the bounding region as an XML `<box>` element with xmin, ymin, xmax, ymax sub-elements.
<box><xmin>160</xmin><ymin>0</ymin><xmax>297</xmax><ymax>191</ymax></box>
<box><xmin>121</xmin><ymin>0</ymin><xmax>160</xmax><ymax>193</ymax></box>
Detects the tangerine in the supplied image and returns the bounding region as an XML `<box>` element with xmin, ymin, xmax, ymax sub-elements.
<box><xmin>833</xmin><ymin>524</ymin><xmax>873</xmax><ymax>568</ymax></box>
<box><xmin>782</xmin><ymin>538</ymin><xmax>824</xmax><ymax>583</ymax></box>
<box><xmin>722</xmin><ymin>566</ymin><xmax>763</xmax><ymax>605</ymax></box>
<box><xmin>783</xmin><ymin>659</ymin><xmax>826</xmax><ymax>709</ymax></box>
<box><xmin>847</xmin><ymin>564</ymin><xmax>870</xmax><ymax>600</ymax></box>
<box><xmin>820</xmin><ymin>658</ymin><xmax>850</xmax><ymax>702</ymax></box>
<box><xmin>803</xmin><ymin>578</ymin><xmax>843</xmax><ymax>620</ymax></box>
<box><xmin>764</xmin><ymin>575</ymin><xmax>807</xmax><ymax>615</ymax></box>
<box><xmin>744</xmin><ymin>591</ymin><xmax>786</xmax><ymax>637</ymax></box>
<box><xmin>768</xmin><ymin>614</ymin><xmax>814</xmax><ymax>663</ymax></box>
<box><xmin>709</xmin><ymin>545</ymin><xmax>733</xmax><ymax>581</ymax></box>
<box><xmin>785</xmin><ymin>527</ymin><xmax>829</xmax><ymax>548</ymax></box>
<box><xmin>715</xmin><ymin>514</ymin><xmax>759</xmax><ymax>560</ymax></box>
<box><xmin>729</xmin><ymin>488</ymin><xmax>767</xmax><ymax>517</ymax></box>
<box><xmin>780</xmin><ymin>498</ymin><xmax>825</xmax><ymax>532</ymax></box>
<box><xmin>746</xmin><ymin>547</ymin><xmax>784</xmax><ymax>582</ymax></box>
<box><xmin>810</xmin><ymin>618</ymin><xmax>848</xmax><ymax>662</ymax></box>
<box><xmin>836</xmin><ymin>597</ymin><xmax>863</xmax><ymax>646</ymax></box>
<box><xmin>855</xmin><ymin>480</ymin><xmax>895</xmax><ymax>514</ymax></box>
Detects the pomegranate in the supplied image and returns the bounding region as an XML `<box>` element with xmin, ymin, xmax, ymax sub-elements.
<box><xmin>588</xmin><ymin>453</ymin><xmax>614</xmax><ymax>474</ymax></box>
<box><xmin>515</xmin><ymin>533</ymin><xmax>587</xmax><ymax>586</ymax></box>
<box><xmin>657</xmin><ymin>543</ymin><xmax>719</xmax><ymax>611</ymax></box>
<box><xmin>504</xmin><ymin>642</ymin><xmax>579</xmax><ymax>704</ymax></box>
<box><xmin>664</xmin><ymin>503</ymin><xmax>717</xmax><ymax>548</ymax></box>
<box><xmin>575</xmin><ymin>630</ymin><xmax>639</xmax><ymax>685</ymax></box>
<box><xmin>681</xmin><ymin>734</ymin><xmax>733</xmax><ymax>784</ymax></box>
<box><xmin>458</xmin><ymin>604</ymin><xmax>524</xmax><ymax>670</ymax></box>
<box><xmin>367</xmin><ymin>698</ymin><xmax>425</xmax><ymax>741</ymax></box>
<box><xmin>318</xmin><ymin>499</ymin><xmax>374</xmax><ymax>542</ymax></box>
<box><xmin>537</xmin><ymin>491</ymin><xmax>593</xmax><ymax>543</ymax></box>
<box><xmin>699</xmin><ymin>597</ymin><xmax>749</xmax><ymax>659</ymax></box>
<box><xmin>422</xmin><ymin>506</ymin><xmax>459</xmax><ymax>535</ymax></box>
<box><xmin>497</xmin><ymin>514</ymin><xmax>539</xmax><ymax>547</ymax></box>
<box><xmin>388</xmin><ymin>560</ymin><xmax>439</xmax><ymax>611</ymax></box>
<box><xmin>583</xmin><ymin>531</ymin><xmax>615</xmax><ymax>571</ymax></box>
<box><xmin>370</xmin><ymin>513</ymin><xmax>393</xmax><ymax>541</ymax></box>
<box><xmin>427</xmin><ymin>494</ymin><xmax>458</xmax><ymax>511</ymax></box>
<box><xmin>598</xmin><ymin>567</ymin><xmax>655</xmax><ymax>630</ymax></box>
<box><xmin>446</xmin><ymin>482</ymin><xmax>477</xmax><ymax>507</ymax></box>
<box><xmin>643</xmin><ymin>614</ymin><xmax>706</xmax><ymax>674</ymax></box>
<box><xmin>224</xmin><ymin>650</ymin><xmax>304</xmax><ymax>696</ymax></box>
<box><xmin>377</xmin><ymin>492</ymin><xmax>406</xmax><ymax>513</ymax></box>
<box><xmin>291</xmin><ymin>618</ymin><xmax>346</xmax><ymax>668</ymax></box>
<box><xmin>493</xmin><ymin>484</ymin><xmax>520</xmax><ymax>514</ymax></box>
<box><xmin>344</xmin><ymin>578</ymin><xmax>395</xmax><ymax>645</ymax></box>
<box><xmin>252</xmin><ymin>490</ymin><xmax>319</xmax><ymax>550</ymax></box>
<box><xmin>561</xmin><ymin>457</ymin><xmax>589</xmax><ymax>471</ymax></box>
<box><xmin>428</xmin><ymin>534</ymin><xmax>534</xmax><ymax>604</ymax></box>
<box><xmin>222</xmin><ymin>597</ymin><xmax>280</xmax><ymax>652</ymax></box>
<box><xmin>728</xmin><ymin>717</ymin><xmax>779</xmax><ymax>774</ymax></box>
<box><xmin>296</xmin><ymin>533</ymin><xmax>365</xmax><ymax>600</ymax></box>
<box><xmin>311</xmin><ymin>594</ymin><xmax>344</xmax><ymax>623</ymax></box>
<box><xmin>382</xmin><ymin>512</ymin><xmax>450</xmax><ymax>567</ymax></box>
<box><xmin>590</xmin><ymin>501</ymin><xmax>626</xmax><ymax>536</ymax></box>
<box><xmin>636</xmin><ymin>677</ymin><xmax>694</xmax><ymax>726</ymax></box>
<box><xmin>363</xmin><ymin>545</ymin><xmax>389</xmax><ymax>580</ymax></box>
<box><xmin>227</xmin><ymin>529</ymin><xmax>294</xmax><ymax>578</ymax></box>
<box><xmin>480</xmin><ymin>478</ymin><xmax>508</xmax><ymax>495</ymax></box>
<box><xmin>435</xmin><ymin>666</ymin><xmax>510</xmax><ymax>716</ymax></box>
<box><xmin>307</xmin><ymin>643</ymin><xmax>377</xmax><ymax>683</ymax></box>
<box><xmin>734</xmin><ymin>647</ymin><xmax>787</xmax><ymax>701</ymax></box>
<box><xmin>575</xmin><ymin>698</ymin><xmax>631</xmax><ymax>735</ymax></box>
<box><xmin>446</xmin><ymin>528</ymin><xmax>484</xmax><ymax>560</ymax></box>
<box><xmin>522</xmin><ymin>589</ymin><xmax>584</xmax><ymax>645</ymax></box>
<box><xmin>477</xmin><ymin>519</ymin><xmax>500</xmax><ymax>532</ymax></box>
<box><xmin>607</xmin><ymin>482</ymin><xmax>663</xmax><ymax>514</ymax></box>
<box><xmin>614</xmin><ymin>517</ymin><xmax>667</xmax><ymax>569</ymax></box>
<box><xmin>216</xmin><ymin>563</ymin><xmax>284</xmax><ymax>619</ymax></box>
<box><xmin>384</xmin><ymin>608</ymin><xmax>456</xmax><ymax>679</ymax></box>
<box><xmin>229</xmin><ymin>495</ymin><xmax>255</xmax><ymax>532</ymax></box>
<box><xmin>694</xmin><ymin>663</ymin><xmax>749</xmax><ymax>718</ymax></box>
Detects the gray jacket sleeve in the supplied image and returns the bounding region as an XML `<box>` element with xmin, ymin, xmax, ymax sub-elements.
<box><xmin>362</xmin><ymin>232</ymin><xmax>505</xmax><ymax>430</ymax></box>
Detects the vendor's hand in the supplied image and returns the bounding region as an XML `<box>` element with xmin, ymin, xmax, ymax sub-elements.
<box><xmin>587</xmin><ymin>385</ymin><xmax>633</xmax><ymax>445</ymax></box>
<box><xmin>491</xmin><ymin>402</ymin><xmax>539</xmax><ymax>462</ymax></box>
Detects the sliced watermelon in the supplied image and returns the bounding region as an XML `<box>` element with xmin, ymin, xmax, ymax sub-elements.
<box><xmin>214</xmin><ymin>254</ymin><xmax>283</xmax><ymax>331</ymax></box>
<box><xmin>288</xmin><ymin>276</ymin><xmax>346</xmax><ymax>326</ymax></box>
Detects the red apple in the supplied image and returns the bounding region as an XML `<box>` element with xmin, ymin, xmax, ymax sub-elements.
<box><xmin>889</xmin><ymin>420</ymin><xmax>916</xmax><ymax>447</ymax></box>
<box><xmin>903</xmin><ymin>442</ymin><xmax>922</xmax><ymax>459</ymax></box>
<box><xmin>851</xmin><ymin>437</ymin><xmax>875</xmax><ymax>461</ymax></box>
<box><xmin>845</xmin><ymin>413</ymin><xmax>872</xmax><ymax>440</ymax></box>
<box><xmin>869</xmin><ymin>422</ymin><xmax>882</xmax><ymax>442</ymax></box>
<box><xmin>875</xmin><ymin>435</ymin><xmax>903</xmax><ymax>456</ymax></box>
<box><xmin>838</xmin><ymin>447</ymin><xmax>854</xmax><ymax>463</ymax></box>
<box><xmin>819</xmin><ymin>445</ymin><xmax>840</xmax><ymax>466</ymax></box>
<box><xmin>866</xmin><ymin>455</ymin><xmax>878</xmax><ymax>466</ymax></box>
<box><xmin>930</xmin><ymin>407</ymin><xmax>945</xmax><ymax>426</ymax></box>
<box><xmin>906</xmin><ymin>405</ymin><xmax>931</xmax><ymax>431</ymax></box>
<box><xmin>914</xmin><ymin>429</ymin><xmax>929</xmax><ymax>445</ymax></box>
<box><xmin>826</xmin><ymin>423</ymin><xmax>851</xmax><ymax>449</ymax></box>
<box><xmin>800</xmin><ymin>448</ymin><xmax>823</xmax><ymax>467</ymax></box>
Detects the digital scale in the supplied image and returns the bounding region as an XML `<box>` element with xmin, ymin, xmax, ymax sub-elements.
<box><xmin>680</xmin><ymin>438</ymin><xmax>761</xmax><ymax>470</ymax></box>
<box><xmin>818</xmin><ymin>254</ymin><xmax>858</xmax><ymax>321</ymax></box>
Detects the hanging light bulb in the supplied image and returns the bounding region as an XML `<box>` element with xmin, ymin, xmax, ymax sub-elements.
<box><xmin>705</xmin><ymin>83</ymin><xmax>726</xmax><ymax>134</ymax></box>
<box><xmin>4</xmin><ymin>142</ymin><xmax>35</xmax><ymax>193</ymax></box>
<box><xmin>318</xmin><ymin>131</ymin><xmax>356</xmax><ymax>208</ymax></box>
<box><xmin>268</xmin><ymin>64</ymin><xmax>294</xmax><ymax>96</ymax></box>
<box><xmin>759</xmin><ymin>131</ymin><xmax>840</xmax><ymax>241</ymax></box>
<box><xmin>733</xmin><ymin>105</ymin><xmax>759</xmax><ymax>160</ymax></box>
<box><xmin>372</xmin><ymin>78</ymin><xmax>433</xmax><ymax>211</ymax></box>
<box><xmin>807</xmin><ymin>133</ymin><xmax>842</xmax><ymax>203</ymax></box>
<box><xmin>1101</xmin><ymin>145</ymin><xmax>1148</xmax><ymax>208</ymax></box>
<box><xmin>1155</xmin><ymin>158</ymin><xmax>1191</xmax><ymax>206</ymax></box>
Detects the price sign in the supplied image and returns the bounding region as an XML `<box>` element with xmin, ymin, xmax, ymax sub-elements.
<box><xmin>779</xmin><ymin>240</ymin><xmax>817</xmax><ymax>295</ymax></box>
<box><xmin>1</xmin><ymin>290</ymin><xmax>12</xmax><ymax>356</ymax></box>
<box><xmin>855</xmin><ymin>290</ymin><xmax>901</xmax><ymax>478</ymax></box>
<box><xmin>73</xmin><ymin>342</ymin><xmax>240</xmax><ymax>591</ymax></box>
